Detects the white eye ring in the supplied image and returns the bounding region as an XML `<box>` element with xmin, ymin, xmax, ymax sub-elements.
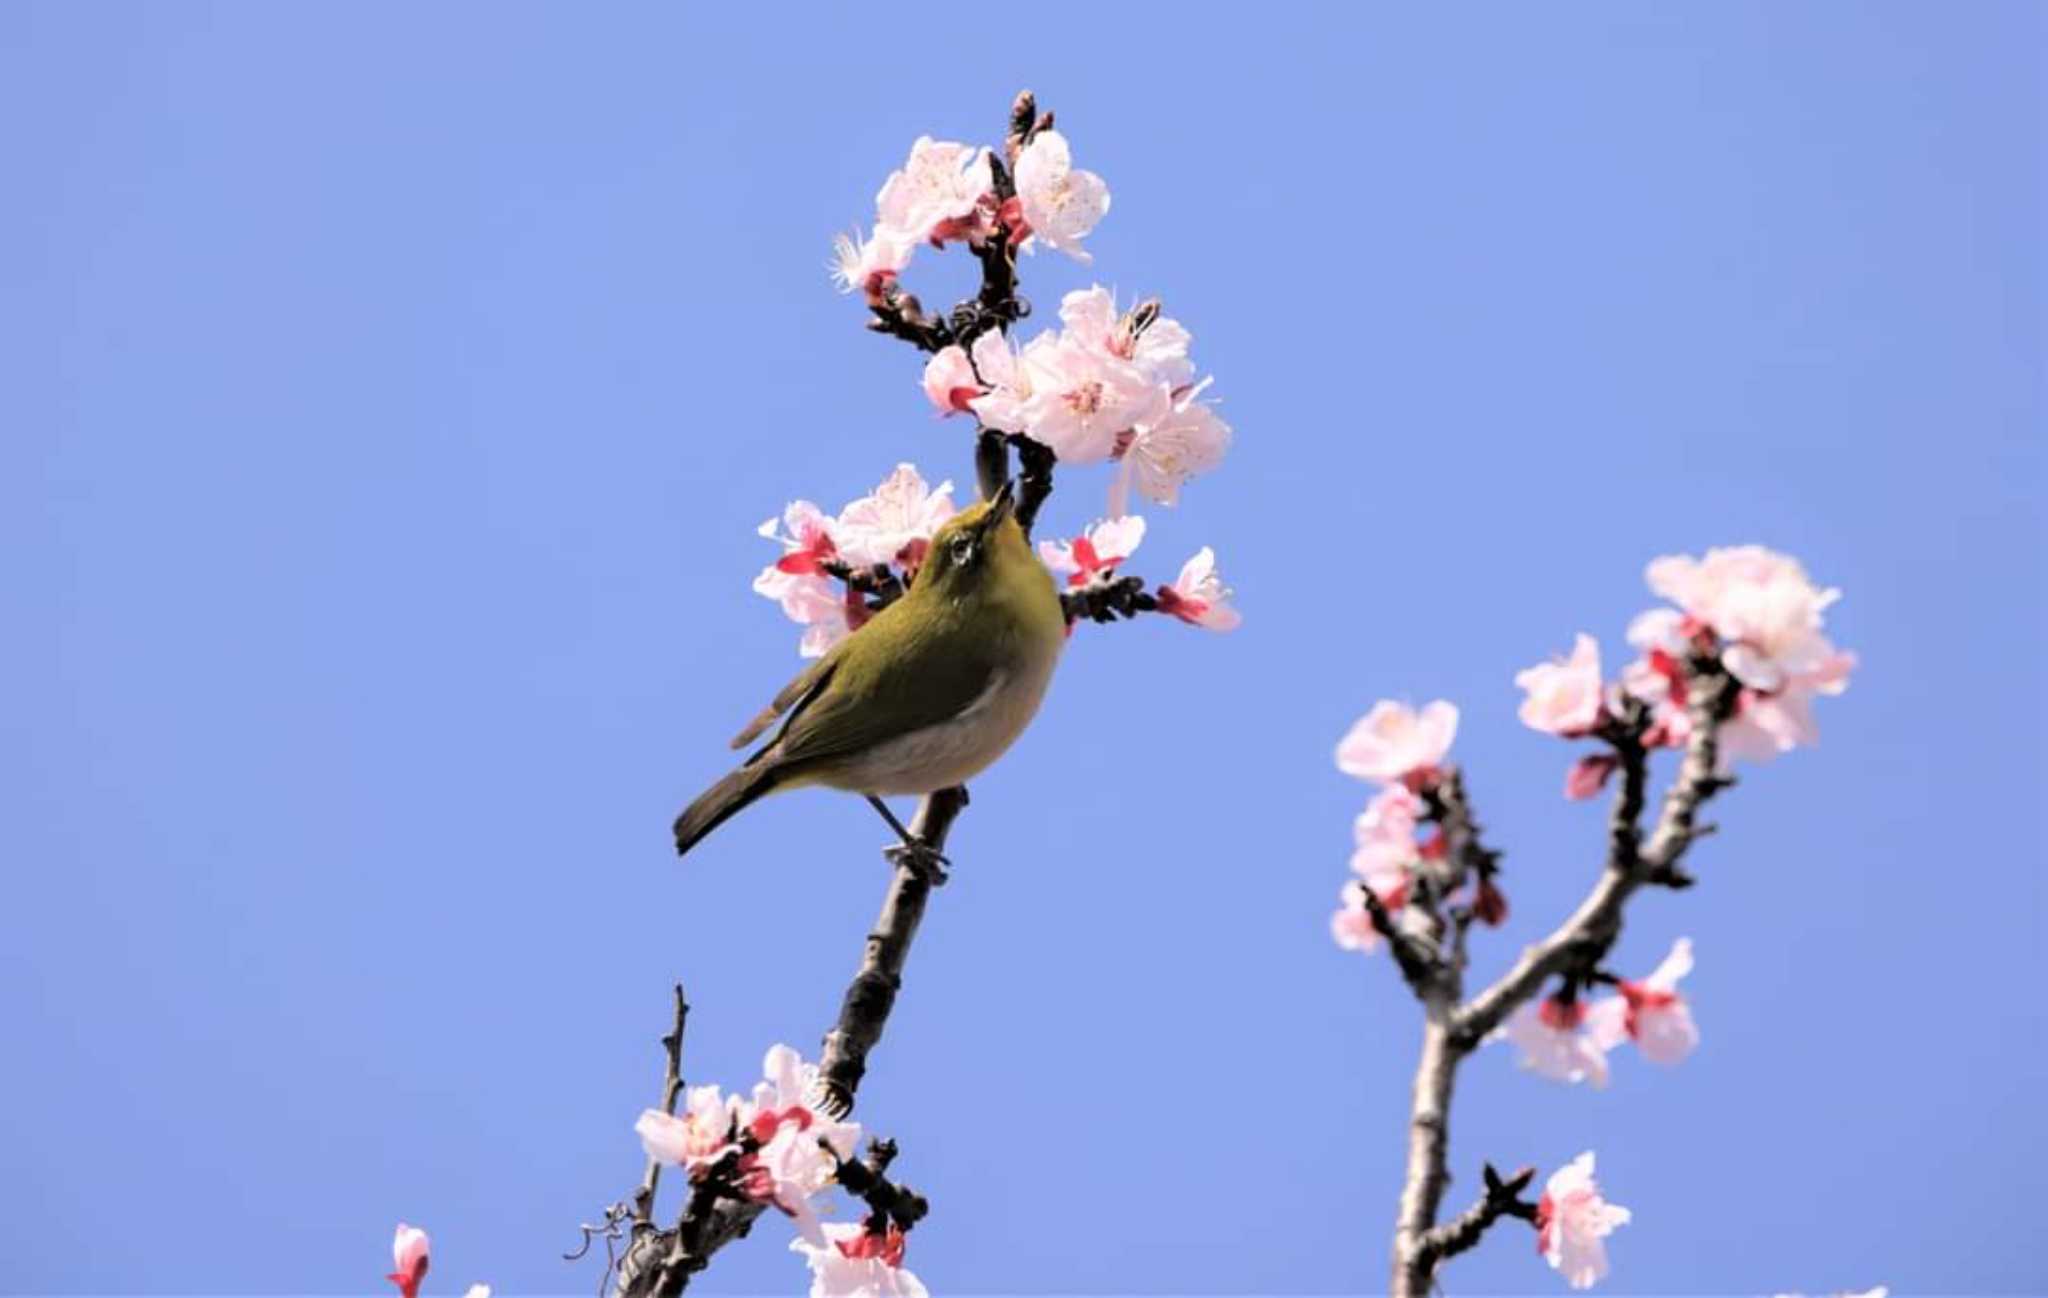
<box><xmin>950</xmin><ymin>535</ymin><xmax>975</xmax><ymax>563</ymax></box>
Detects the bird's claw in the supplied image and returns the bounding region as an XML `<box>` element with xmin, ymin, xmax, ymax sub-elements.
<box><xmin>883</xmin><ymin>839</ymin><xmax>950</xmax><ymax>886</ymax></box>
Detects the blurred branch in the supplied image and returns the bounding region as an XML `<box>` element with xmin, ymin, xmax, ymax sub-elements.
<box><xmin>1386</xmin><ymin>665</ymin><xmax>1740</xmax><ymax>1296</ymax></box>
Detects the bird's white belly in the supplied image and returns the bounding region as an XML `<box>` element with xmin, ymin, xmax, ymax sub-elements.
<box><xmin>825</xmin><ymin>667</ymin><xmax>1047</xmax><ymax>796</ymax></box>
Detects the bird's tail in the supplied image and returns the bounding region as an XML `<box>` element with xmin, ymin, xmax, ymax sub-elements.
<box><xmin>672</xmin><ymin>762</ymin><xmax>781</xmax><ymax>858</ymax></box>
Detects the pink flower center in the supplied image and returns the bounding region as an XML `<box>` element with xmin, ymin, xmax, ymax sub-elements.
<box><xmin>1063</xmin><ymin>380</ymin><xmax>1105</xmax><ymax>415</ymax></box>
<box><xmin>1538</xmin><ymin>997</ymin><xmax>1586</xmax><ymax>1031</ymax></box>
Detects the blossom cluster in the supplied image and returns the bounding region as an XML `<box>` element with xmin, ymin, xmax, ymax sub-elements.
<box><xmin>635</xmin><ymin>1045</ymin><xmax>925</xmax><ymax>1297</ymax></box>
<box><xmin>922</xmin><ymin>286</ymin><xmax>1231</xmax><ymax>512</ymax></box>
<box><xmin>754</xmin><ymin>464</ymin><xmax>957</xmax><ymax>657</ymax></box>
<box><xmin>1497</xmin><ymin>938</ymin><xmax>1700</xmax><ymax>1087</ymax></box>
<box><xmin>1328</xmin><ymin>701</ymin><xmax>1496</xmax><ymax>953</ymax></box>
<box><xmin>832</xmin><ymin>127</ymin><xmax>1109</xmax><ymax>303</ymax></box>
<box><xmin>1513</xmin><ymin>545</ymin><xmax>1857</xmax><ymax>797</ymax></box>
<box><xmin>803</xmin><ymin>109</ymin><xmax>1241</xmax><ymax>654</ymax></box>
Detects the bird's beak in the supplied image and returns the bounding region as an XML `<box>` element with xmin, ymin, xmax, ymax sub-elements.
<box><xmin>984</xmin><ymin>477</ymin><xmax>1016</xmax><ymax>529</ymax></box>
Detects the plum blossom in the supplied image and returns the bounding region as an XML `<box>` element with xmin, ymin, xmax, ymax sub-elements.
<box><xmin>830</xmin><ymin>226</ymin><xmax>915</xmax><ymax>302</ymax></box>
<box><xmin>1564</xmin><ymin>752</ymin><xmax>1620</xmax><ymax>800</ymax></box>
<box><xmin>759</xmin><ymin>501</ymin><xmax>841</xmax><ymax>577</ymax></box>
<box><xmin>1011</xmin><ymin>129</ymin><xmax>1110</xmax><ymax>262</ymax></box>
<box><xmin>1627</xmin><ymin>547</ymin><xmax>1856</xmax><ymax>763</ymax></box>
<box><xmin>1335</xmin><ymin>701</ymin><xmax>1459</xmax><ymax>786</ymax></box>
<box><xmin>790</xmin><ymin>1223</ymin><xmax>929</xmax><ymax>1298</ymax></box>
<box><xmin>1516</xmin><ymin>633</ymin><xmax>1605</xmax><ymax>737</ymax></box>
<box><xmin>834</xmin><ymin>464</ymin><xmax>957</xmax><ymax>569</ymax></box>
<box><xmin>636</xmin><ymin>1083</ymin><xmax>746</xmax><ymax>1175</ymax></box>
<box><xmin>1350</xmin><ymin>784</ymin><xmax>1423</xmax><ymax>883</ymax></box>
<box><xmin>875</xmin><ymin>137</ymin><xmax>993</xmax><ymax>247</ymax></box>
<box><xmin>1039</xmin><ymin>515</ymin><xmax>1146</xmax><ymax>588</ymax></box>
<box><xmin>1013</xmin><ymin>329</ymin><xmax>1161</xmax><ymax>463</ymax></box>
<box><xmin>463</xmin><ymin>1288</ymin><xmax>491</xmax><ymax>1298</ymax></box>
<box><xmin>740</xmin><ymin>1044</ymin><xmax>863</xmax><ymax>1240</ymax></box>
<box><xmin>921</xmin><ymin>345</ymin><xmax>983</xmax><ymax>416</ymax></box>
<box><xmin>637</xmin><ymin>1045</ymin><xmax>861</xmax><ymax>1243</ymax></box>
<box><xmin>1587</xmin><ymin>938</ymin><xmax>1699</xmax><ymax>1066</ymax></box>
<box><xmin>1057</xmin><ymin>286</ymin><xmax>1194</xmax><ymax>390</ymax></box>
<box><xmin>1536</xmin><ymin>1152</ymin><xmax>1631</xmax><ymax>1290</ymax></box>
<box><xmin>1497</xmin><ymin>995</ymin><xmax>1614</xmax><ymax>1088</ymax></box>
<box><xmin>386</xmin><ymin>1224</ymin><xmax>430</xmax><ymax>1298</ymax></box>
<box><xmin>1156</xmin><ymin>547</ymin><xmax>1241</xmax><ymax>631</ymax></box>
<box><xmin>1112</xmin><ymin>378</ymin><xmax>1231</xmax><ymax>512</ymax></box>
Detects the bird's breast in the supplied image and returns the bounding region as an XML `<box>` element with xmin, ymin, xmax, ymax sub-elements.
<box><xmin>818</xmin><ymin>659</ymin><xmax>1055</xmax><ymax>797</ymax></box>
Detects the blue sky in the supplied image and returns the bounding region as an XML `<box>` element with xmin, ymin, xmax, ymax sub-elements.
<box><xmin>2</xmin><ymin>3</ymin><xmax>2041</xmax><ymax>1294</ymax></box>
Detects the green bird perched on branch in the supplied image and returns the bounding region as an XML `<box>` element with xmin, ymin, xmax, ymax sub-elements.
<box><xmin>673</xmin><ymin>479</ymin><xmax>1066</xmax><ymax>876</ymax></box>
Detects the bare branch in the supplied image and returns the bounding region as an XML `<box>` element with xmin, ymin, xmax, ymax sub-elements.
<box><xmin>818</xmin><ymin>786</ymin><xmax>970</xmax><ymax>1115</ymax></box>
<box><xmin>633</xmin><ymin>985</ymin><xmax>690</xmax><ymax>1224</ymax></box>
<box><xmin>1415</xmin><ymin>1162</ymin><xmax>1540</xmax><ymax>1274</ymax></box>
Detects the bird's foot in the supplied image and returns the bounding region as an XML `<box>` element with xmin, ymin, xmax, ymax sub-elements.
<box><xmin>883</xmin><ymin>837</ymin><xmax>951</xmax><ymax>887</ymax></box>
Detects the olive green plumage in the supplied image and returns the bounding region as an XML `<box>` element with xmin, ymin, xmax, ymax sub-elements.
<box><xmin>673</xmin><ymin>482</ymin><xmax>1066</xmax><ymax>857</ymax></box>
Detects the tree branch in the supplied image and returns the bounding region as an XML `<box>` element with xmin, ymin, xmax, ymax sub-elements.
<box><xmin>632</xmin><ymin>985</ymin><xmax>690</xmax><ymax>1224</ymax></box>
<box><xmin>1414</xmin><ymin>1163</ymin><xmax>1539</xmax><ymax>1275</ymax></box>
<box><xmin>1385</xmin><ymin>665</ymin><xmax>1741</xmax><ymax>1296</ymax></box>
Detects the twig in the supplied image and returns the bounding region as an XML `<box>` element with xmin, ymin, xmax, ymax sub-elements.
<box><xmin>1386</xmin><ymin>666</ymin><xmax>1740</xmax><ymax>1296</ymax></box>
<box><xmin>633</xmin><ymin>986</ymin><xmax>690</xmax><ymax>1224</ymax></box>
<box><xmin>1416</xmin><ymin>1163</ymin><xmax>1540</xmax><ymax>1272</ymax></box>
<box><xmin>817</xmin><ymin>786</ymin><xmax>971</xmax><ymax>1115</ymax></box>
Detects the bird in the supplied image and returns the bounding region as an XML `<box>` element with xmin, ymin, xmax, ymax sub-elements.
<box><xmin>672</xmin><ymin>477</ymin><xmax>1066</xmax><ymax>874</ymax></box>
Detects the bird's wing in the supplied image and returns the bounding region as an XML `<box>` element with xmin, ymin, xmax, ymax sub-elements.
<box><xmin>770</xmin><ymin>606</ymin><xmax>1004</xmax><ymax>770</ymax></box>
<box><xmin>730</xmin><ymin>654</ymin><xmax>838</xmax><ymax>753</ymax></box>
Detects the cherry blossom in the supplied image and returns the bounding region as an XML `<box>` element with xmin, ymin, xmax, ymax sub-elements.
<box><xmin>1587</xmin><ymin>938</ymin><xmax>1699</xmax><ymax>1066</ymax></box>
<box><xmin>833</xmin><ymin>464</ymin><xmax>957</xmax><ymax>569</ymax></box>
<box><xmin>1011</xmin><ymin>129</ymin><xmax>1110</xmax><ymax>263</ymax></box>
<box><xmin>790</xmin><ymin>1222</ymin><xmax>929</xmax><ymax>1298</ymax></box>
<box><xmin>1497</xmin><ymin>995</ymin><xmax>1614</xmax><ymax>1088</ymax></box>
<box><xmin>830</xmin><ymin>226</ymin><xmax>916</xmax><ymax>303</ymax></box>
<box><xmin>1112</xmin><ymin>378</ymin><xmax>1231</xmax><ymax>512</ymax></box>
<box><xmin>1330</xmin><ymin>880</ymin><xmax>1385</xmax><ymax>953</ymax></box>
<box><xmin>463</xmin><ymin>1287</ymin><xmax>491</xmax><ymax>1298</ymax></box>
<box><xmin>964</xmin><ymin>329</ymin><xmax>1041</xmax><ymax>435</ymax></box>
<box><xmin>1516</xmin><ymin>633</ymin><xmax>1605</xmax><ymax>737</ymax></box>
<box><xmin>875</xmin><ymin>137</ymin><xmax>993</xmax><ymax>248</ymax></box>
<box><xmin>1039</xmin><ymin>515</ymin><xmax>1146</xmax><ymax>588</ymax></box>
<box><xmin>754</xmin><ymin>568</ymin><xmax>853</xmax><ymax>659</ymax></box>
<box><xmin>1335</xmin><ymin>701</ymin><xmax>1459</xmax><ymax>786</ymax></box>
<box><xmin>386</xmin><ymin>1224</ymin><xmax>430</xmax><ymax>1298</ymax></box>
<box><xmin>636</xmin><ymin>1083</ymin><xmax>746</xmax><ymax>1175</ymax></box>
<box><xmin>1536</xmin><ymin>1152</ymin><xmax>1631</xmax><ymax>1290</ymax></box>
<box><xmin>1155</xmin><ymin>546</ymin><xmax>1241</xmax><ymax>631</ymax></box>
<box><xmin>920</xmin><ymin>345</ymin><xmax>983</xmax><ymax>416</ymax></box>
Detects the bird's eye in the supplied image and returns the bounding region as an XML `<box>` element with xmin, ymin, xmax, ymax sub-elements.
<box><xmin>949</xmin><ymin>534</ymin><xmax>975</xmax><ymax>565</ymax></box>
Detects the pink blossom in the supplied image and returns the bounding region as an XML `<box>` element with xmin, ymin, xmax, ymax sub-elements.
<box><xmin>1587</xmin><ymin>938</ymin><xmax>1699</xmax><ymax>1066</ymax></box>
<box><xmin>1039</xmin><ymin>515</ymin><xmax>1146</xmax><ymax>588</ymax></box>
<box><xmin>753</xmin><ymin>567</ymin><xmax>852</xmax><ymax>659</ymax></box>
<box><xmin>759</xmin><ymin>501</ymin><xmax>841</xmax><ymax>576</ymax></box>
<box><xmin>1564</xmin><ymin>752</ymin><xmax>1620</xmax><ymax>800</ymax></box>
<box><xmin>1057</xmin><ymin>286</ymin><xmax>1195</xmax><ymax>389</ymax></box>
<box><xmin>1330</xmin><ymin>880</ymin><xmax>1386</xmax><ymax>954</ymax></box>
<box><xmin>387</xmin><ymin>1224</ymin><xmax>430</xmax><ymax>1298</ymax></box>
<box><xmin>1634</xmin><ymin>547</ymin><xmax>1856</xmax><ymax>763</ymax></box>
<box><xmin>1155</xmin><ymin>547</ymin><xmax>1241</xmax><ymax>631</ymax></box>
<box><xmin>964</xmin><ymin>330</ymin><xmax>1037</xmax><ymax>434</ymax></box>
<box><xmin>1350</xmin><ymin>784</ymin><xmax>1423</xmax><ymax>883</ymax></box>
<box><xmin>1012</xmin><ymin>129</ymin><xmax>1109</xmax><ymax>263</ymax></box>
<box><xmin>790</xmin><ymin>1222</ymin><xmax>929</xmax><ymax>1298</ymax></box>
<box><xmin>1497</xmin><ymin>996</ymin><xmax>1614</xmax><ymax>1088</ymax></box>
<box><xmin>1112</xmin><ymin>377</ymin><xmax>1231</xmax><ymax>512</ymax></box>
<box><xmin>636</xmin><ymin>1083</ymin><xmax>746</xmax><ymax>1175</ymax></box>
<box><xmin>920</xmin><ymin>345</ymin><xmax>983</xmax><ymax>416</ymax></box>
<box><xmin>1536</xmin><ymin>1152</ymin><xmax>1631</xmax><ymax>1289</ymax></box>
<box><xmin>1516</xmin><ymin>633</ymin><xmax>1605</xmax><ymax>736</ymax></box>
<box><xmin>1013</xmin><ymin>330</ymin><xmax>1160</xmax><ymax>463</ymax></box>
<box><xmin>829</xmin><ymin>227</ymin><xmax>915</xmax><ymax>302</ymax></box>
<box><xmin>834</xmin><ymin>464</ymin><xmax>957</xmax><ymax>568</ymax></box>
<box><xmin>740</xmin><ymin>1045</ymin><xmax>863</xmax><ymax>1240</ymax></box>
<box><xmin>874</xmin><ymin>137</ymin><xmax>993</xmax><ymax>247</ymax></box>
<box><xmin>1334</xmin><ymin>701</ymin><xmax>1458</xmax><ymax>785</ymax></box>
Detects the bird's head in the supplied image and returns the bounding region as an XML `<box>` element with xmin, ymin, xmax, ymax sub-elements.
<box><xmin>915</xmin><ymin>478</ymin><xmax>1035</xmax><ymax>599</ymax></box>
